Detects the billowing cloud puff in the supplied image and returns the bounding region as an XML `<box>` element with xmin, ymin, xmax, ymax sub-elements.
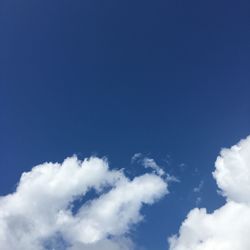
<box><xmin>169</xmin><ymin>135</ymin><xmax>250</xmax><ymax>250</ymax></box>
<box><xmin>213</xmin><ymin>137</ymin><xmax>250</xmax><ymax>203</ymax></box>
<box><xmin>0</xmin><ymin>156</ymin><xmax>168</xmax><ymax>250</ymax></box>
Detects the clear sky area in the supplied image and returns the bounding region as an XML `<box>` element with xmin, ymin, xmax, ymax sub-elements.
<box><xmin>1</xmin><ymin>0</ymin><xmax>250</xmax><ymax>249</ymax></box>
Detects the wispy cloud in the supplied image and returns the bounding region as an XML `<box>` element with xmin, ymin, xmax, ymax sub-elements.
<box><xmin>132</xmin><ymin>153</ymin><xmax>165</xmax><ymax>176</ymax></box>
<box><xmin>193</xmin><ymin>180</ymin><xmax>204</xmax><ymax>206</ymax></box>
<box><xmin>193</xmin><ymin>180</ymin><xmax>204</xmax><ymax>193</ymax></box>
<box><xmin>131</xmin><ymin>153</ymin><xmax>179</xmax><ymax>183</ymax></box>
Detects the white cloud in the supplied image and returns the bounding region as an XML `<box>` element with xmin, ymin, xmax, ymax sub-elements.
<box><xmin>131</xmin><ymin>154</ymin><xmax>179</xmax><ymax>186</ymax></box>
<box><xmin>0</xmin><ymin>156</ymin><xmax>168</xmax><ymax>250</ymax></box>
<box><xmin>195</xmin><ymin>196</ymin><xmax>202</xmax><ymax>206</ymax></box>
<box><xmin>193</xmin><ymin>180</ymin><xmax>204</xmax><ymax>193</ymax></box>
<box><xmin>141</xmin><ymin>158</ymin><xmax>165</xmax><ymax>176</ymax></box>
<box><xmin>213</xmin><ymin>137</ymin><xmax>250</xmax><ymax>203</ymax></box>
<box><xmin>131</xmin><ymin>153</ymin><xmax>143</xmax><ymax>163</ymax></box>
<box><xmin>169</xmin><ymin>135</ymin><xmax>250</xmax><ymax>250</ymax></box>
<box><xmin>131</xmin><ymin>153</ymin><xmax>166</xmax><ymax>176</ymax></box>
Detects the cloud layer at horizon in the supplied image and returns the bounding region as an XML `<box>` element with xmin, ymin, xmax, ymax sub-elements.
<box><xmin>169</xmin><ymin>136</ymin><xmax>250</xmax><ymax>250</ymax></box>
<box><xmin>0</xmin><ymin>156</ymin><xmax>168</xmax><ymax>250</ymax></box>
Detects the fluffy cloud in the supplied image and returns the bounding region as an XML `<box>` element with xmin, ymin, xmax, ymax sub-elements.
<box><xmin>0</xmin><ymin>156</ymin><xmax>168</xmax><ymax>250</ymax></box>
<box><xmin>213</xmin><ymin>137</ymin><xmax>250</xmax><ymax>203</ymax></box>
<box><xmin>169</xmin><ymin>135</ymin><xmax>250</xmax><ymax>250</ymax></box>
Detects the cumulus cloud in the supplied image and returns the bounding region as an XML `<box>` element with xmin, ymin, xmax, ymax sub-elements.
<box><xmin>213</xmin><ymin>137</ymin><xmax>250</xmax><ymax>203</ymax></box>
<box><xmin>169</xmin><ymin>135</ymin><xmax>250</xmax><ymax>250</ymax></box>
<box><xmin>0</xmin><ymin>156</ymin><xmax>168</xmax><ymax>250</ymax></box>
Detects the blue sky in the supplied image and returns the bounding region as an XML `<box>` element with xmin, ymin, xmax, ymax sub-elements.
<box><xmin>1</xmin><ymin>0</ymin><xmax>250</xmax><ymax>249</ymax></box>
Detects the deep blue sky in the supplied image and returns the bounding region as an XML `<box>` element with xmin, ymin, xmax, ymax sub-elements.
<box><xmin>1</xmin><ymin>0</ymin><xmax>250</xmax><ymax>249</ymax></box>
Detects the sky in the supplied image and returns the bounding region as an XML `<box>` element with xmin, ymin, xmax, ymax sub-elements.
<box><xmin>1</xmin><ymin>0</ymin><xmax>250</xmax><ymax>249</ymax></box>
